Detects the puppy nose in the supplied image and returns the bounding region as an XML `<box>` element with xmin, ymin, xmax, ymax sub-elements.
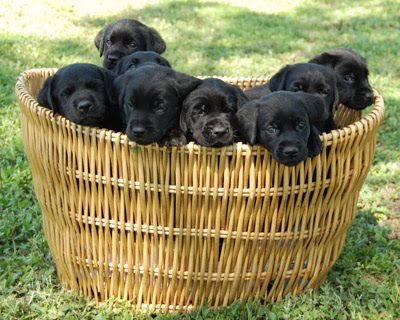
<box><xmin>107</xmin><ymin>54</ymin><xmax>119</xmax><ymax>64</ymax></box>
<box><xmin>364</xmin><ymin>90</ymin><xmax>374</xmax><ymax>101</ymax></box>
<box><xmin>212</xmin><ymin>126</ymin><xmax>228</xmax><ymax>137</ymax></box>
<box><xmin>131</xmin><ymin>126</ymin><xmax>147</xmax><ymax>137</ymax></box>
<box><xmin>76</xmin><ymin>100</ymin><xmax>92</xmax><ymax>112</ymax></box>
<box><xmin>283</xmin><ymin>146</ymin><xmax>299</xmax><ymax>156</ymax></box>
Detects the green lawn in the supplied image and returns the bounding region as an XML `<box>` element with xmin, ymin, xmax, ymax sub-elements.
<box><xmin>1</xmin><ymin>0</ymin><xmax>399</xmax><ymax>319</ymax></box>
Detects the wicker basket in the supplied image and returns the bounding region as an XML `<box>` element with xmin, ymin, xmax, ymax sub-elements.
<box><xmin>15</xmin><ymin>68</ymin><xmax>384</xmax><ymax>312</ymax></box>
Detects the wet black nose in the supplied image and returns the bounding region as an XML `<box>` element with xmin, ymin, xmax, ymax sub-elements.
<box><xmin>283</xmin><ymin>146</ymin><xmax>299</xmax><ymax>156</ymax></box>
<box><xmin>131</xmin><ymin>126</ymin><xmax>147</xmax><ymax>137</ymax></box>
<box><xmin>76</xmin><ymin>100</ymin><xmax>92</xmax><ymax>112</ymax></box>
<box><xmin>364</xmin><ymin>90</ymin><xmax>374</xmax><ymax>101</ymax></box>
<box><xmin>212</xmin><ymin>126</ymin><xmax>228</xmax><ymax>137</ymax></box>
<box><xmin>107</xmin><ymin>54</ymin><xmax>119</xmax><ymax>64</ymax></box>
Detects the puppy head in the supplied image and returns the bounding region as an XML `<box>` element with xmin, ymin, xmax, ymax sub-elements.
<box><xmin>236</xmin><ymin>91</ymin><xmax>327</xmax><ymax>166</ymax></box>
<box><xmin>309</xmin><ymin>48</ymin><xmax>374</xmax><ymax>109</ymax></box>
<box><xmin>113</xmin><ymin>51</ymin><xmax>171</xmax><ymax>75</ymax></box>
<box><xmin>268</xmin><ymin>63</ymin><xmax>339</xmax><ymax>112</ymax></box>
<box><xmin>37</xmin><ymin>63</ymin><xmax>117</xmax><ymax>127</ymax></box>
<box><xmin>181</xmin><ymin>78</ymin><xmax>248</xmax><ymax>147</ymax></box>
<box><xmin>115</xmin><ymin>65</ymin><xmax>201</xmax><ymax>144</ymax></box>
<box><xmin>95</xmin><ymin>19</ymin><xmax>166</xmax><ymax>70</ymax></box>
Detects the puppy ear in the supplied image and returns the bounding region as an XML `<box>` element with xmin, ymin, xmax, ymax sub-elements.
<box><xmin>139</xmin><ymin>25</ymin><xmax>167</xmax><ymax>54</ymax></box>
<box><xmin>298</xmin><ymin>92</ymin><xmax>328</xmax><ymax>124</ymax></box>
<box><xmin>307</xmin><ymin>125</ymin><xmax>323</xmax><ymax>157</ymax></box>
<box><xmin>235</xmin><ymin>102</ymin><xmax>259</xmax><ymax>145</ymax></box>
<box><xmin>231</xmin><ymin>85</ymin><xmax>249</xmax><ymax>108</ymax></box>
<box><xmin>332</xmin><ymin>75</ymin><xmax>340</xmax><ymax>110</ymax></box>
<box><xmin>173</xmin><ymin>72</ymin><xmax>202</xmax><ymax>99</ymax></box>
<box><xmin>113</xmin><ymin>74</ymin><xmax>128</xmax><ymax>109</ymax></box>
<box><xmin>94</xmin><ymin>24</ymin><xmax>110</xmax><ymax>57</ymax></box>
<box><xmin>268</xmin><ymin>65</ymin><xmax>292</xmax><ymax>91</ymax></box>
<box><xmin>101</xmin><ymin>68</ymin><xmax>118</xmax><ymax>107</ymax></box>
<box><xmin>309</xmin><ymin>52</ymin><xmax>340</xmax><ymax>68</ymax></box>
<box><xmin>179</xmin><ymin>100</ymin><xmax>189</xmax><ymax>133</ymax></box>
<box><xmin>37</xmin><ymin>75</ymin><xmax>59</xmax><ymax>115</ymax></box>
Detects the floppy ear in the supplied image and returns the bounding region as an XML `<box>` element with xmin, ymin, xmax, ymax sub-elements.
<box><xmin>307</xmin><ymin>125</ymin><xmax>323</xmax><ymax>157</ymax></box>
<box><xmin>179</xmin><ymin>100</ymin><xmax>189</xmax><ymax>133</ymax></box>
<box><xmin>309</xmin><ymin>52</ymin><xmax>340</xmax><ymax>68</ymax></box>
<box><xmin>94</xmin><ymin>24</ymin><xmax>110</xmax><ymax>57</ymax></box>
<box><xmin>101</xmin><ymin>69</ymin><xmax>118</xmax><ymax>107</ymax></box>
<box><xmin>139</xmin><ymin>25</ymin><xmax>167</xmax><ymax>54</ymax></box>
<box><xmin>232</xmin><ymin>85</ymin><xmax>249</xmax><ymax>108</ymax></box>
<box><xmin>113</xmin><ymin>74</ymin><xmax>128</xmax><ymax>110</ymax></box>
<box><xmin>173</xmin><ymin>72</ymin><xmax>202</xmax><ymax>99</ymax></box>
<box><xmin>299</xmin><ymin>92</ymin><xmax>328</xmax><ymax>124</ymax></box>
<box><xmin>332</xmin><ymin>75</ymin><xmax>340</xmax><ymax>110</ymax></box>
<box><xmin>235</xmin><ymin>102</ymin><xmax>259</xmax><ymax>145</ymax></box>
<box><xmin>268</xmin><ymin>65</ymin><xmax>292</xmax><ymax>91</ymax></box>
<box><xmin>37</xmin><ymin>75</ymin><xmax>59</xmax><ymax>115</ymax></box>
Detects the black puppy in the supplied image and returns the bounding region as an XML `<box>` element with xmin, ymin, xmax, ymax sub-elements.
<box><xmin>37</xmin><ymin>63</ymin><xmax>122</xmax><ymax>130</ymax></box>
<box><xmin>236</xmin><ymin>91</ymin><xmax>328</xmax><ymax>166</ymax></box>
<box><xmin>180</xmin><ymin>78</ymin><xmax>249</xmax><ymax>147</ymax></box>
<box><xmin>309</xmin><ymin>48</ymin><xmax>374</xmax><ymax>109</ymax></box>
<box><xmin>95</xmin><ymin>19</ymin><xmax>167</xmax><ymax>70</ymax></box>
<box><xmin>246</xmin><ymin>63</ymin><xmax>338</xmax><ymax>133</ymax></box>
<box><xmin>115</xmin><ymin>65</ymin><xmax>202</xmax><ymax>146</ymax></box>
<box><xmin>113</xmin><ymin>51</ymin><xmax>171</xmax><ymax>75</ymax></box>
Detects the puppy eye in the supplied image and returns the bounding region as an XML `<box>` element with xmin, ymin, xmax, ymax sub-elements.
<box><xmin>266</xmin><ymin>125</ymin><xmax>278</xmax><ymax>135</ymax></box>
<box><xmin>126</xmin><ymin>101</ymin><xmax>135</xmax><ymax>109</ymax></box>
<box><xmin>296</xmin><ymin>122</ymin><xmax>306</xmax><ymax>130</ymax></box>
<box><xmin>126</xmin><ymin>40</ymin><xmax>137</xmax><ymax>48</ymax></box>
<box><xmin>106</xmin><ymin>39</ymin><xmax>113</xmax><ymax>46</ymax></box>
<box><xmin>195</xmin><ymin>104</ymin><xmax>206</xmax><ymax>115</ymax></box>
<box><xmin>154</xmin><ymin>101</ymin><xmax>167</xmax><ymax>113</ymax></box>
<box><xmin>343</xmin><ymin>73</ymin><xmax>355</xmax><ymax>82</ymax></box>
<box><xmin>62</xmin><ymin>87</ymin><xmax>74</xmax><ymax>96</ymax></box>
<box><xmin>293</xmin><ymin>84</ymin><xmax>304</xmax><ymax>92</ymax></box>
<box><xmin>318</xmin><ymin>88</ymin><xmax>328</xmax><ymax>96</ymax></box>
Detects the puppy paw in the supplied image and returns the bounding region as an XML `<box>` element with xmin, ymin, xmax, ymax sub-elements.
<box><xmin>159</xmin><ymin>129</ymin><xmax>187</xmax><ymax>147</ymax></box>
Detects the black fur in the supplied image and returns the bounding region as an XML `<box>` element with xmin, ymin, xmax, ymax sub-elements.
<box><xmin>309</xmin><ymin>48</ymin><xmax>374</xmax><ymax>110</ymax></box>
<box><xmin>246</xmin><ymin>63</ymin><xmax>338</xmax><ymax>132</ymax></box>
<box><xmin>95</xmin><ymin>19</ymin><xmax>166</xmax><ymax>70</ymax></box>
<box><xmin>180</xmin><ymin>78</ymin><xmax>248</xmax><ymax>147</ymax></box>
<box><xmin>236</xmin><ymin>91</ymin><xmax>328</xmax><ymax>166</ymax></box>
<box><xmin>37</xmin><ymin>63</ymin><xmax>122</xmax><ymax>130</ymax></box>
<box><xmin>114</xmin><ymin>65</ymin><xmax>202</xmax><ymax>146</ymax></box>
<box><xmin>113</xmin><ymin>51</ymin><xmax>171</xmax><ymax>75</ymax></box>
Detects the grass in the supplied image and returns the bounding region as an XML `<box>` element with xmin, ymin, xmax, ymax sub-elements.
<box><xmin>1</xmin><ymin>0</ymin><xmax>399</xmax><ymax>319</ymax></box>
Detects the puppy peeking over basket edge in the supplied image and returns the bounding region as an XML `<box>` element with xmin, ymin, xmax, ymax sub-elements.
<box><xmin>34</xmin><ymin>43</ymin><xmax>374</xmax><ymax>167</ymax></box>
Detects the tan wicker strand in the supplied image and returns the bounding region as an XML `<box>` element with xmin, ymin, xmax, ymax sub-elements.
<box><xmin>15</xmin><ymin>68</ymin><xmax>384</xmax><ymax>312</ymax></box>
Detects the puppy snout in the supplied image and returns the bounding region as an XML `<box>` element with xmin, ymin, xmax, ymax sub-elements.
<box><xmin>76</xmin><ymin>100</ymin><xmax>93</xmax><ymax>113</ymax></box>
<box><xmin>130</xmin><ymin>126</ymin><xmax>147</xmax><ymax>138</ymax></box>
<box><xmin>107</xmin><ymin>54</ymin><xmax>119</xmax><ymax>64</ymax></box>
<box><xmin>212</xmin><ymin>126</ymin><xmax>228</xmax><ymax>137</ymax></box>
<box><xmin>283</xmin><ymin>146</ymin><xmax>300</xmax><ymax>157</ymax></box>
<box><xmin>363</xmin><ymin>90</ymin><xmax>374</xmax><ymax>102</ymax></box>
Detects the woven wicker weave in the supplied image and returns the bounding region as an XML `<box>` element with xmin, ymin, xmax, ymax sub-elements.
<box><xmin>15</xmin><ymin>68</ymin><xmax>384</xmax><ymax>312</ymax></box>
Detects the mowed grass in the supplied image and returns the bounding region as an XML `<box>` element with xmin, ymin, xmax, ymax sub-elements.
<box><xmin>0</xmin><ymin>0</ymin><xmax>399</xmax><ymax>319</ymax></box>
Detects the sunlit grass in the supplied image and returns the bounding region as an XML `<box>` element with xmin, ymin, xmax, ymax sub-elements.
<box><xmin>1</xmin><ymin>0</ymin><xmax>399</xmax><ymax>319</ymax></box>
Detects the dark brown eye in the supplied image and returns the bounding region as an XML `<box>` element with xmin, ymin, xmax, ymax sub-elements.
<box><xmin>126</xmin><ymin>40</ymin><xmax>137</xmax><ymax>48</ymax></box>
<box><xmin>106</xmin><ymin>39</ymin><xmax>112</xmax><ymax>46</ymax></box>
<box><xmin>296</xmin><ymin>122</ymin><xmax>306</xmax><ymax>130</ymax></box>
<box><xmin>62</xmin><ymin>87</ymin><xmax>74</xmax><ymax>96</ymax></box>
<box><xmin>195</xmin><ymin>104</ymin><xmax>206</xmax><ymax>115</ymax></box>
<box><xmin>126</xmin><ymin>101</ymin><xmax>135</xmax><ymax>109</ymax></box>
<box><xmin>318</xmin><ymin>87</ymin><xmax>328</xmax><ymax>95</ymax></box>
<box><xmin>293</xmin><ymin>84</ymin><xmax>303</xmax><ymax>92</ymax></box>
<box><xmin>343</xmin><ymin>72</ymin><xmax>355</xmax><ymax>82</ymax></box>
<box><xmin>266</xmin><ymin>125</ymin><xmax>278</xmax><ymax>135</ymax></box>
<box><xmin>154</xmin><ymin>102</ymin><xmax>166</xmax><ymax>113</ymax></box>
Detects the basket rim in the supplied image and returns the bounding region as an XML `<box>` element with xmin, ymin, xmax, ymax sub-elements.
<box><xmin>15</xmin><ymin>67</ymin><xmax>385</xmax><ymax>153</ymax></box>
